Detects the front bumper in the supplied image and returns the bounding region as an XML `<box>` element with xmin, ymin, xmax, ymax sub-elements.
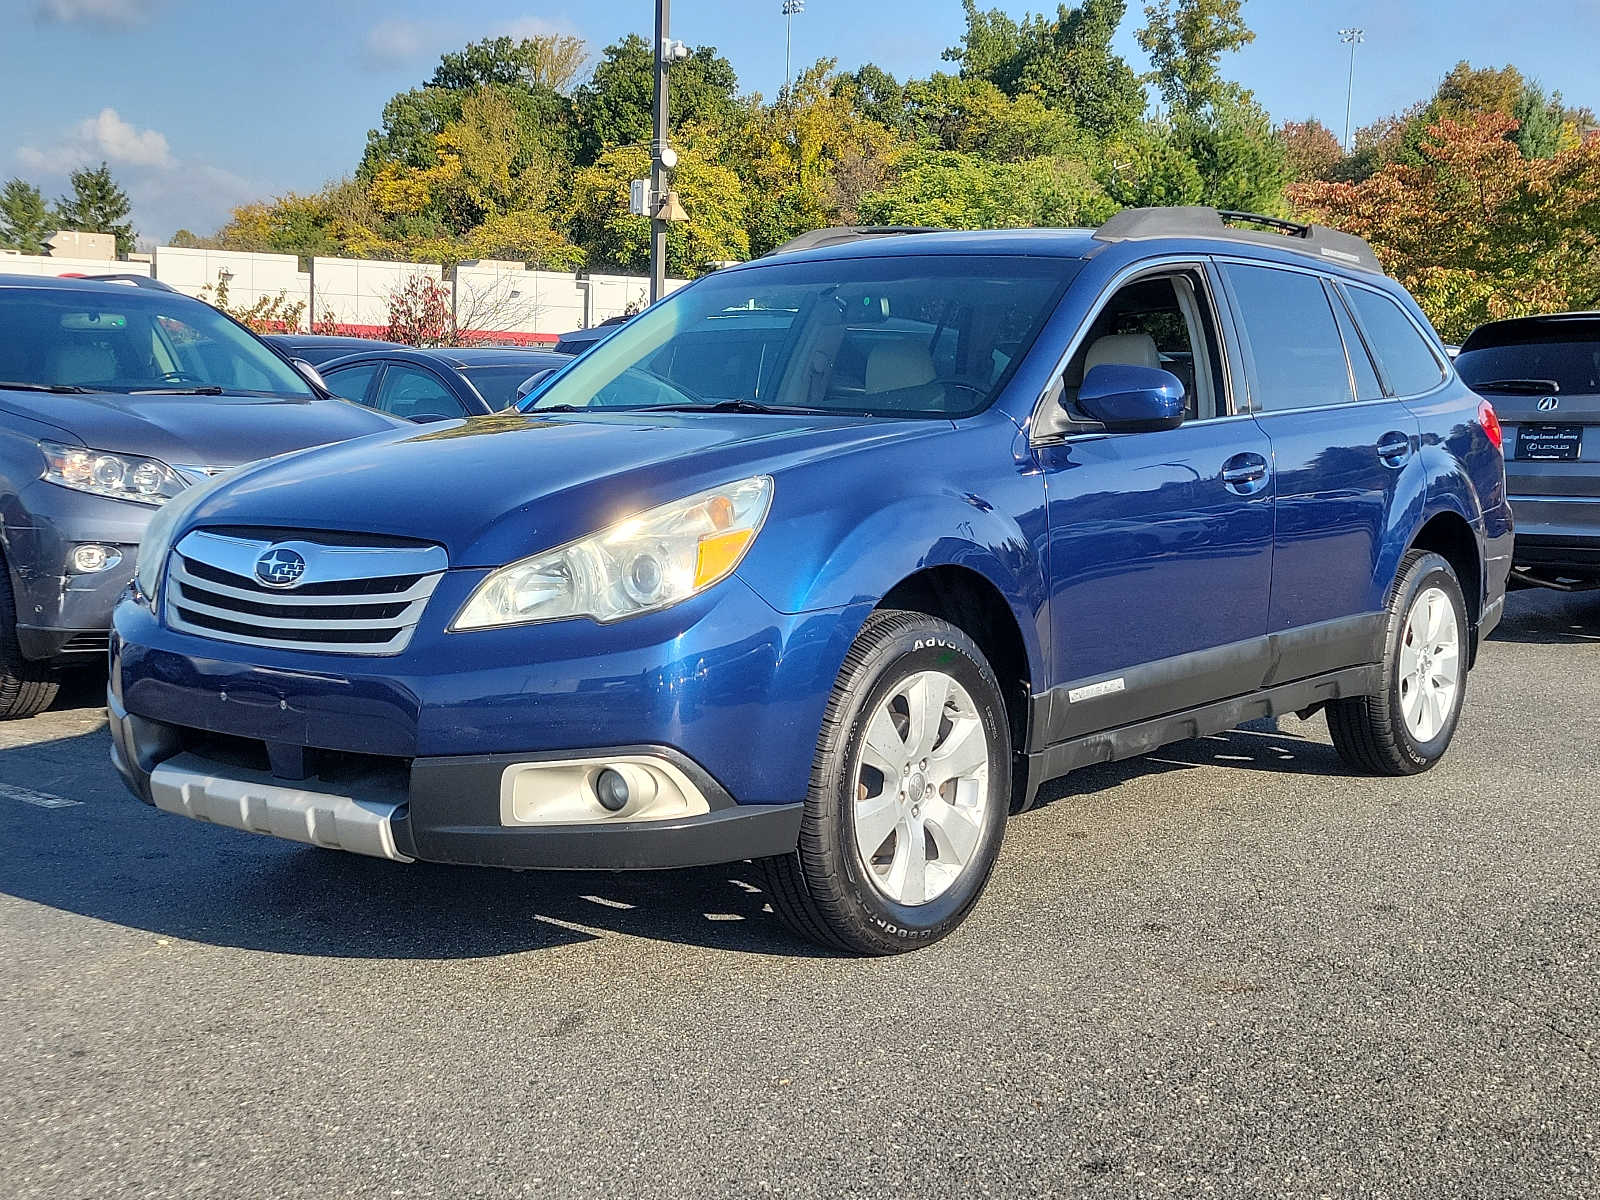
<box><xmin>110</xmin><ymin>691</ymin><xmax>804</xmax><ymax>869</ymax></box>
<box><xmin>110</xmin><ymin>571</ymin><xmax>859</xmax><ymax>869</ymax></box>
<box><xmin>4</xmin><ymin>481</ymin><xmax>148</xmax><ymax>662</ymax></box>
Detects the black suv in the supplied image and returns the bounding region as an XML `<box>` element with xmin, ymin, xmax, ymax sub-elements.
<box><xmin>0</xmin><ymin>275</ymin><xmax>402</xmax><ymax>717</ymax></box>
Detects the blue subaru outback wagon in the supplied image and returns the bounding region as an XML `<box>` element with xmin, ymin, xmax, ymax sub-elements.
<box><xmin>110</xmin><ymin>208</ymin><xmax>1512</xmax><ymax>954</ymax></box>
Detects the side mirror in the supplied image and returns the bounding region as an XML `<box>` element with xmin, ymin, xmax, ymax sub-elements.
<box><xmin>1073</xmin><ymin>363</ymin><xmax>1186</xmax><ymax>432</ymax></box>
<box><xmin>515</xmin><ymin>368</ymin><xmax>558</xmax><ymax>406</ymax></box>
<box><xmin>291</xmin><ymin>358</ymin><xmax>328</xmax><ymax>391</ymax></box>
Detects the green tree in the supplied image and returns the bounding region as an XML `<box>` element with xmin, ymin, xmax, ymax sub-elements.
<box><xmin>575</xmin><ymin>34</ymin><xmax>741</xmax><ymax>160</ymax></box>
<box><xmin>1512</xmin><ymin>81</ymin><xmax>1568</xmax><ymax>159</ymax></box>
<box><xmin>860</xmin><ymin>149</ymin><xmax>1116</xmax><ymax>228</ymax></box>
<box><xmin>1136</xmin><ymin>0</ymin><xmax>1255</xmax><ymax>117</ymax></box>
<box><xmin>430</xmin><ymin>33</ymin><xmax>590</xmax><ymax>94</ymax></box>
<box><xmin>1100</xmin><ymin>124</ymin><xmax>1204</xmax><ymax>206</ymax></box>
<box><xmin>55</xmin><ymin>162</ymin><xmax>135</xmax><ymax>255</ymax></box>
<box><xmin>568</xmin><ymin>134</ymin><xmax>748</xmax><ymax>275</ymax></box>
<box><xmin>944</xmin><ymin>0</ymin><xmax>1147</xmax><ymax>141</ymax></box>
<box><xmin>0</xmin><ymin>178</ymin><xmax>53</xmax><ymax>254</ymax></box>
<box><xmin>1171</xmin><ymin>96</ymin><xmax>1289</xmax><ymax>212</ymax></box>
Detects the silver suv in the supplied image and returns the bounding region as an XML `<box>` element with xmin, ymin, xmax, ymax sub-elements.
<box><xmin>1457</xmin><ymin>313</ymin><xmax>1600</xmax><ymax>588</ymax></box>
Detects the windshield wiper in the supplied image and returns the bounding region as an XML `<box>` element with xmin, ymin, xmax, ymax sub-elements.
<box><xmin>125</xmin><ymin>385</ymin><xmax>226</xmax><ymax>395</ymax></box>
<box><xmin>632</xmin><ymin>398</ymin><xmax>823</xmax><ymax>415</ymax></box>
<box><xmin>1468</xmin><ymin>378</ymin><xmax>1561</xmax><ymax>394</ymax></box>
<box><xmin>0</xmin><ymin>381</ymin><xmax>90</xmax><ymax>394</ymax></box>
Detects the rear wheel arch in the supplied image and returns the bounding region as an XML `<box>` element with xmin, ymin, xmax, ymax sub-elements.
<box><xmin>1408</xmin><ymin>509</ymin><xmax>1483</xmax><ymax>650</ymax></box>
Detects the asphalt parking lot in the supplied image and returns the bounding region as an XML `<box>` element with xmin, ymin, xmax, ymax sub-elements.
<box><xmin>2</xmin><ymin>588</ymin><xmax>1597</xmax><ymax>1199</ymax></box>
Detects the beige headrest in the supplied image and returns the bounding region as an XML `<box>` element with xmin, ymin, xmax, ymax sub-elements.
<box><xmin>864</xmin><ymin>341</ymin><xmax>936</xmax><ymax>393</ymax></box>
<box><xmin>1083</xmin><ymin>333</ymin><xmax>1162</xmax><ymax>373</ymax></box>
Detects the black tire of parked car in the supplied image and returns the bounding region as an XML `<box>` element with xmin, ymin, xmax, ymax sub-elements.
<box><xmin>0</xmin><ymin>555</ymin><xmax>59</xmax><ymax>720</ymax></box>
<box><xmin>1327</xmin><ymin>549</ymin><xmax>1468</xmax><ymax>776</ymax></box>
<box><xmin>759</xmin><ymin>609</ymin><xmax>1010</xmax><ymax>955</ymax></box>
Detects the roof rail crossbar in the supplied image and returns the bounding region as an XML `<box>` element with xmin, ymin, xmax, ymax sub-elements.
<box><xmin>765</xmin><ymin>225</ymin><xmax>946</xmax><ymax>257</ymax></box>
<box><xmin>1093</xmin><ymin>206</ymin><xmax>1381</xmax><ymax>273</ymax></box>
<box><xmin>73</xmin><ymin>273</ymin><xmax>179</xmax><ymax>292</ymax></box>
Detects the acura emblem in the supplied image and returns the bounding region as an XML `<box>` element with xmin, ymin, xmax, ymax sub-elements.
<box><xmin>255</xmin><ymin>546</ymin><xmax>307</xmax><ymax>588</ymax></box>
<box><xmin>1537</xmin><ymin>396</ymin><xmax>1559</xmax><ymax>411</ymax></box>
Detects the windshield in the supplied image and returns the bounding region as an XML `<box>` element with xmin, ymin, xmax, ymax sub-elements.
<box><xmin>0</xmin><ymin>287</ymin><xmax>318</xmax><ymax>399</ymax></box>
<box><xmin>1457</xmin><ymin>335</ymin><xmax>1600</xmax><ymax>396</ymax></box>
<box><xmin>523</xmin><ymin>256</ymin><xmax>1079</xmax><ymax>418</ymax></box>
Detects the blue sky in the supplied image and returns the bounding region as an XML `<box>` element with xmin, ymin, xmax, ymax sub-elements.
<box><xmin>7</xmin><ymin>0</ymin><xmax>1599</xmax><ymax>243</ymax></box>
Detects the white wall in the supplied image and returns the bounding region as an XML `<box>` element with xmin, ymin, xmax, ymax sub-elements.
<box><xmin>311</xmin><ymin>257</ymin><xmax>443</xmax><ymax>332</ymax></box>
<box><xmin>153</xmin><ymin>246</ymin><xmax>306</xmax><ymax>326</ymax></box>
<box><xmin>0</xmin><ymin>253</ymin><xmax>152</xmax><ymax>278</ymax></box>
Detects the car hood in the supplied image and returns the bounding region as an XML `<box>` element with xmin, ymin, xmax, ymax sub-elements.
<box><xmin>184</xmin><ymin>411</ymin><xmax>938</xmax><ymax>567</ymax></box>
<box><xmin>0</xmin><ymin>388</ymin><xmax>404</xmax><ymax>472</ymax></box>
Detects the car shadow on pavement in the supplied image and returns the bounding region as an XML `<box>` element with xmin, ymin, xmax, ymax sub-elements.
<box><xmin>1488</xmin><ymin>587</ymin><xmax>1600</xmax><ymax>645</ymax></box>
<box><xmin>1028</xmin><ymin>724</ymin><xmax>1358</xmax><ymax>812</ymax></box>
<box><xmin>0</xmin><ymin>729</ymin><xmax>842</xmax><ymax>961</ymax></box>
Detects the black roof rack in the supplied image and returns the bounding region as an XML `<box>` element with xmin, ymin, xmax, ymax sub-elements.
<box><xmin>71</xmin><ymin>272</ymin><xmax>179</xmax><ymax>292</ymax></box>
<box><xmin>1093</xmin><ymin>206</ymin><xmax>1382</xmax><ymax>273</ymax></box>
<box><xmin>765</xmin><ymin>226</ymin><xmax>946</xmax><ymax>257</ymax></box>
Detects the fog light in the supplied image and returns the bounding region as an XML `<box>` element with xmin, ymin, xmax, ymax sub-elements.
<box><xmin>594</xmin><ymin>768</ymin><xmax>629</xmax><ymax>812</ymax></box>
<box><xmin>71</xmin><ymin>544</ymin><xmax>120</xmax><ymax>573</ymax></box>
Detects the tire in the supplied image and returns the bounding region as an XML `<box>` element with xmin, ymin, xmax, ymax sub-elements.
<box><xmin>759</xmin><ymin>610</ymin><xmax>1010</xmax><ymax>955</ymax></box>
<box><xmin>0</xmin><ymin>559</ymin><xmax>58</xmax><ymax>720</ymax></box>
<box><xmin>1327</xmin><ymin>550</ymin><xmax>1468</xmax><ymax>775</ymax></box>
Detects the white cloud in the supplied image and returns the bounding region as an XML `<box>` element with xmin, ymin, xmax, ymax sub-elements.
<box><xmin>34</xmin><ymin>0</ymin><xmax>158</xmax><ymax>28</ymax></box>
<box><xmin>363</xmin><ymin>18</ymin><xmax>437</xmax><ymax>67</ymax></box>
<box><xmin>18</xmin><ymin>107</ymin><xmax>172</xmax><ymax>173</ymax></box>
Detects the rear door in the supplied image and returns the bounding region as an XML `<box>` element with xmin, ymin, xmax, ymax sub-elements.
<box><xmin>1222</xmin><ymin>261</ymin><xmax>1424</xmax><ymax>676</ymax></box>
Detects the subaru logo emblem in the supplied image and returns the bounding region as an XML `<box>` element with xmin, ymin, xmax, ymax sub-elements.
<box><xmin>255</xmin><ymin>546</ymin><xmax>307</xmax><ymax>588</ymax></box>
<box><xmin>1538</xmin><ymin>396</ymin><xmax>1559</xmax><ymax>411</ymax></box>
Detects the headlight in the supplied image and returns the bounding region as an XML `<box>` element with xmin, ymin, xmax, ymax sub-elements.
<box><xmin>132</xmin><ymin>467</ymin><xmax>236</xmax><ymax>605</ymax></box>
<box><xmin>41</xmin><ymin>442</ymin><xmax>187</xmax><ymax>506</ymax></box>
<box><xmin>453</xmin><ymin>476</ymin><xmax>774</xmax><ymax>630</ymax></box>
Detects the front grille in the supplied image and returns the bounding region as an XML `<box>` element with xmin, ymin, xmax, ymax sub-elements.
<box><xmin>60</xmin><ymin>631</ymin><xmax>111</xmax><ymax>655</ymax></box>
<box><xmin>165</xmin><ymin>530</ymin><xmax>447</xmax><ymax>656</ymax></box>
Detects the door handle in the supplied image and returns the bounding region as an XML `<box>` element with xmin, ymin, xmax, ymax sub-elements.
<box><xmin>1376</xmin><ymin>433</ymin><xmax>1413</xmax><ymax>465</ymax></box>
<box><xmin>1221</xmin><ymin>452</ymin><xmax>1270</xmax><ymax>493</ymax></box>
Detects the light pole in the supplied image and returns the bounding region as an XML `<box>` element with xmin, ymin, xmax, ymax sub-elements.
<box><xmin>782</xmin><ymin>0</ymin><xmax>805</xmax><ymax>91</ymax></box>
<box><xmin>1339</xmin><ymin>27</ymin><xmax>1365</xmax><ymax>152</ymax></box>
<box><xmin>651</xmin><ymin>1</ymin><xmax>689</xmax><ymax>304</ymax></box>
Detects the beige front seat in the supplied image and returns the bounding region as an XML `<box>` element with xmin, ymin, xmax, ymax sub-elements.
<box><xmin>864</xmin><ymin>341</ymin><xmax>937</xmax><ymax>394</ymax></box>
<box><xmin>1082</xmin><ymin>333</ymin><xmax>1162</xmax><ymax>373</ymax></box>
<box><xmin>49</xmin><ymin>342</ymin><xmax>118</xmax><ymax>387</ymax></box>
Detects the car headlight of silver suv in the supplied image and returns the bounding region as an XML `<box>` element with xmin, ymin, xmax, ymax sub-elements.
<box><xmin>132</xmin><ymin>468</ymin><xmax>236</xmax><ymax>606</ymax></box>
<box><xmin>40</xmin><ymin>442</ymin><xmax>188</xmax><ymax>506</ymax></box>
<box><xmin>452</xmin><ymin>476</ymin><xmax>774</xmax><ymax>630</ymax></box>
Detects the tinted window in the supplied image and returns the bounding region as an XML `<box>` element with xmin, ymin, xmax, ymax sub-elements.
<box><xmin>322</xmin><ymin>362</ymin><xmax>379</xmax><ymax>405</ymax></box>
<box><xmin>1457</xmin><ymin>337</ymin><xmax>1600</xmax><ymax>397</ymax></box>
<box><xmin>1344</xmin><ymin>286</ymin><xmax>1445</xmax><ymax>396</ymax></box>
<box><xmin>1225</xmin><ymin>265</ymin><xmax>1353</xmax><ymax>411</ymax></box>
<box><xmin>527</xmin><ymin>257</ymin><xmax>1078</xmax><ymax>419</ymax></box>
<box><xmin>375</xmin><ymin>365</ymin><xmax>465</xmax><ymax>420</ymax></box>
<box><xmin>0</xmin><ymin>288</ymin><xmax>315</xmax><ymax>398</ymax></box>
<box><xmin>459</xmin><ymin>365</ymin><xmax>553</xmax><ymax>410</ymax></box>
<box><xmin>1330</xmin><ymin>291</ymin><xmax>1384</xmax><ymax>402</ymax></box>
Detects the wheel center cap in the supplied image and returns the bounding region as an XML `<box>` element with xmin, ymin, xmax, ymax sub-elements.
<box><xmin>905</xmin><ymin>772</ymin><xmax>926</xmax><ymax>801</ymax></box>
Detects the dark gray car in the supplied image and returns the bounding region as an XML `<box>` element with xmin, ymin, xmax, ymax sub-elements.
<box><xmin>0</xmin><ymin>275</ymin><xmax>404</xmax><ymax>717</ymax></box>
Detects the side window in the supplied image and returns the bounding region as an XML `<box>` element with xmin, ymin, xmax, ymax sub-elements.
<box><xmin>1343</xmin><ymin>285</ymin><xmax>1447</xmax><ymax>397</ymax></box>
<box><xmin>375</xmin><ymin>365</ymin><xmax>465</xmax><ymax>420</ymax></box>
<box><xmin>1225</xmin><ymin>265</ymin><xmax>1354</xmax><ymax>412</ymax></box>
<box><xmin>1328</xmin><ymin>287</ymin><xmax>1384</xmax><ymax>402</ymax></box>
<box><xmin>1059</xmin><ymin>271</ymin><xmax>1225</xmax><ymax>424</ymax></box>
<box><xmin>322</xmin><ymin>362</ymin><xmax>379</xmax><ymax>406</ymax></box>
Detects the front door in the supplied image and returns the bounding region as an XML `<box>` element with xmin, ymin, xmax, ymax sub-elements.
<box><xmin>1033</xmin><ymin>266</ymin><xmax>1274</xmax><ymax>745</ymax></box>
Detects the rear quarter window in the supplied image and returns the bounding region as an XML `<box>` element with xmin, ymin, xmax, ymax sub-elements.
<box><xmin>1343</xmin><ymin>286</ymin><xmax>1446</xmax><ymax>397</ymax></box>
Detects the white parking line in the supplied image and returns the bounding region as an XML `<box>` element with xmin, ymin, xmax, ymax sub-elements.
<box><xmin>0</xmin><ymin>782</ymin><xmax>81</xmax><ymax>809</ymax></box>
